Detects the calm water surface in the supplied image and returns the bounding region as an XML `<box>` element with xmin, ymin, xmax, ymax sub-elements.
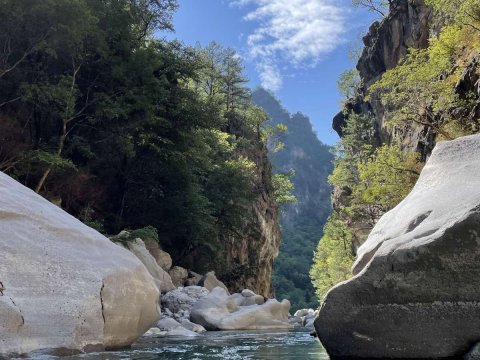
<box><xmin>30</xmin><ymin>329</ymin><xmax>329</xmax><ymax>360</ymax></box>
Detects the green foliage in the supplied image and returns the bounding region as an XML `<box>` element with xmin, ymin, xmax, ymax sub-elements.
<box><xmin>337</xmin><ymin>69</ymin><xmax>361</xmax><ymax>100</ymax></box>
<box><xmin>128</xmin><ymin>226</ymin><xmax>159</xmax><ymax>242</ymax></box>
<box><xmin>426</xmin><ymin>0</ymin><xmax>480</xmax><ymax>30</ymax></box>
<box><xmin>369</xmin><ymin>22</ymin><xmax>479</xmax><ymax>139</ymax></box>
<box><xmin>0</xmin><ymin>0</ymin><xmax>278</xmax><ymax>279</ymax></box>
<box><xmin>352</xmin><ymin>0</ymin><xmax>391</xmax><ymax>17</ymax></box>
<box><xmin>311</xmin><ymin>111</ymin><xmax>421</xmax><ymax>302</ymax></box>
<box><xmin>328</xmin><ymin>112</ymin><xmax>374</xmax><ymax>190</ymax></box>
<box><xmin>310</xmin><ymin>213</ymin><xmax>355</xmax><ymax>301</ymax></box>
<box><xmin>272</xmin><ymin>171</ymin><xmax>297</xmax><ymax>205</ymax></box>
<box><xmin>354</xmin><ymin>144</ymin><xmax>421</xmax><ymax>212</ymax></box>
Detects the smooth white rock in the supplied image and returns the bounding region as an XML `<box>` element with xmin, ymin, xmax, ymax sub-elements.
<box><xmin>0</xmin><ymin>171</ymin><xmax>160</xmax><ymax>356</ymax></box>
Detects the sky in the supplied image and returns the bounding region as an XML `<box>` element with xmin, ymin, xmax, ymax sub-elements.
<box><xmin>163</xmin><ymin>0</ymin><xmax>377</xmax><ymax>145</ymax></box>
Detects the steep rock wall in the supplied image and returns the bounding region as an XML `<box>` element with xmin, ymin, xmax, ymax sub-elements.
<box><xmin>220</xmin><ymin>142</ymin><xmax>281</xmax><ymax>297</ymax></box>
<box><xmin>334</xmin><ymin>0</ymin><xmax>433</xmax><ymax>156</ymax></box>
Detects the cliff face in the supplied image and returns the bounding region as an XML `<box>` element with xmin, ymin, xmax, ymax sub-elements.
<box><xmin>330</xmin><ymin>0</ymin><xmax>434</xmax><ymax>250</ymax></box>
<box><xmin>334</xmin><ymin>0</ymin><xmax>434</xmax><ymax>156</ymax></box>
<box><xmin>358</xmin><ymin>0</ymin><xmax>432</xmax><ymax>88</ymax></box>
<box><xmin>220</xmin><ymin>141</ymin><xmax>281</xmax><ymax>297</ymax></box>
<box><xmin>253</xmin><ymin>88</ymin><xmax>334</xmax><ymax>309</ymax></box>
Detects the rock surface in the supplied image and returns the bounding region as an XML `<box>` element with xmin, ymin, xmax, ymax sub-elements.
<box><xmin>168</xmin><ymin>266</ymin><xmax>189</xmax><ymax>287</ymax></box>
<box><xmin>126</xmin><ymin>239</ymin><xmax>175</xmax><ymax>293</ymax></box>
<box><xmin>143</xmin><ymin>238</ymin><xmax>173</xmax><ymax>271</ymax></box>
<box><xmin>155</xmin><ymin>317</ymin><xmax>199</xmax><ymax>337</ymax></box>
<box><xmin>0</xmin><ymin>172</ymin><xmax>160</xmax><ymax>356</ymax></box>
<box><xmin>357</xmin><ymin>0</ymin><xmax>432</xmax><ymax>88</ymax></box>
<box><xmin>161</xmin><ymin>286</ymin><xmax>209</xmax><ymax>320</ymax></box>
<box><xmin>316</xmin><ymin>135</ymin><xmax>480</xmax><ymax>359</ymax></box>
<box><xmin>190</xmin><ymin>287</ymin><xmax>292</xmax><ymax>331</ymax></box>
<box><xmin>198</xmin><ymin>271</ymin><xmax>229</xmax><ymax>293</ymax></box>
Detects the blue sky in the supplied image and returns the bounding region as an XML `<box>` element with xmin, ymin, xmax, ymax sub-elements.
<box><xmin>164</xmin><ymin>0</ymin><xmax>377</xmax><ymax>145</ymax></box>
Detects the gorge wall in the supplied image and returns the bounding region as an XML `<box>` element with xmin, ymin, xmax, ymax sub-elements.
<box><xmin>215</xmin><ymin>140</ymin><xmax>281</xmax><ymax>297</ymax></box>
<box><xmin>334</xmin><ymin>0</ymin><xmax>433</xmax><ymax>157</ymax></box>
<box><xmin>253</xmin><ymin>88</ymin><xmax>333</xmax><ymax>309</ymax></box>
<box><xmin>315</xmin><ymin>0</ymin><xmax>480</xmax><ymax>357</ymax></box>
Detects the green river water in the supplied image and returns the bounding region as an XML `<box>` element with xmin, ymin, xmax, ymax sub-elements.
<box><xmin>25</xmin><ymin>329</ymin><xmax>328</xmax><ymax>360</ymax></box>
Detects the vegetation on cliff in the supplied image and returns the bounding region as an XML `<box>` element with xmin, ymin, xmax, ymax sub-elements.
<box><xmin>311</xmin><ymin>0</ymin><xmax>480</xmax><ymax>302</ymax></box>
<box><xmin>0</xmin><ymin>0</ymin><xmax>289</xmax><ymax>288</ymax></box>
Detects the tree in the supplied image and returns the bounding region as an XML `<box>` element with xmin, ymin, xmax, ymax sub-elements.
<box><xmin>368</xmin><ymin>24</ymin><xmax>468</xmax><ymax>140</ymax></box>
<box><xmin>338</xmin><ymin>69</ymin><xmax>361</xmax><ymax>100</ymax></box>
<box><xmin>354</xmin><ymin>144</ymin><xmax>421</xmax><ymax>216</ymax></box>
<box><xmin>352</xmin><ymin>0</ymin><xmax>391</xmax><ymax>17</ymax></box>
<box><xmin>310</xmin><ymin>213</ymin><xmax>355</xmax><ymax>301</ymax></box>
<box><xmin>272</xmin><ymin>171</ymin><xmax>297</xmax><ymax>205</ymax></box>
<box><xmin>426</xmin><ymin>0</ymin><xmax>480</xmax><ymax>32</ymax></box>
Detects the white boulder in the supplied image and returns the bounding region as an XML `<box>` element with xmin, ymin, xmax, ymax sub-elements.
<box><xmin>126</xmin><ymin>238</ymin><xmax>175</xmax><ymax>293</ymax></box>
<box><xmin>0</xmin><ymin>172</ymin><xmax>160</xmax><ymax>356</ymax></box>
<box><xmin>190</xmin><ymin>287</ymin><xmax>292</xmax><ymax>331</ymax></box>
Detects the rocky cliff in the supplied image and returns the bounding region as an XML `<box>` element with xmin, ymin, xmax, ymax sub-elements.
<box><xmin>334</xmin><ymin>0</ymin><xmax>434</xmax><ymax>156</ymax></box>
<box><xmin>218</xmin><ymin>140</ymin><xmax>281</xmax><ymax>297</ymax></box>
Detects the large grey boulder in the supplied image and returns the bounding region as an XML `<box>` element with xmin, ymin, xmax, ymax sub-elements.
<box><xmin>316</xmin><ymin>135</ymin><xmax>480</xmax><ymax>359</ymax></box>
<box><xmin>190</xmin><ymin>287</ymin><xmax>292</xmax><ymax>331</ymax></box>
<box><xmin>161</xmin><ymin>286</ymin><xmax>209</xmax><ymax>320</ymax></box>
<box><xmin>0</xmin><ymin>172</ymin><xmax>160</xmax><ymax>356</ymax></box>
<box><xmin>126</xmin><ymin>239</ymin><xmax>175</xmax><ymax>294</ymax></box>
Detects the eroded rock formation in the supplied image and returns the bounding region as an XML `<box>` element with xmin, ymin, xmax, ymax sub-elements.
<box><xmin>0</xmin><ymin>171</ymin><xmax>160</xmax><ymax>356</ymax></box>
<box><xmin>316</xmin><ymin>135</ymin><xmax>480</xmax><ymax>359</ymax></box>
<box><xmin>190</xmin><ymin>287</ymin><xmax>291</xmax><ymax>331</ymax></box>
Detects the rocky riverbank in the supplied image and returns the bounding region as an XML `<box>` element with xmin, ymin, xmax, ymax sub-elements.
<box><xmin>0</xmin><ymin>171</ymin><xmax>310</xmax><ymax>356</ymax></box>
<box><xmin>115</xmin><ymin>229</ymin><xmax>315</xmax><ymax>338</ymax></box>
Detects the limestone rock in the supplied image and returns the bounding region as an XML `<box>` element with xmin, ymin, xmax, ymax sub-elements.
<box><xmin>198</xmin><ymin>271</ymin><xmax>229</xmax><ymax>293</ymax></box>
<box><xmin>190</xmin><ymin>287</ymin><xmax>292</xmax><ymax>331</ymax></box>
<box><xmin>126</xmin><ymin>239</ymin><xmax>175</xmax><ymax>293</ymax></box>
<box><xmin>241</xmin><ymin>289</ymin><xmax>256</xmax><ymax>297</ymax></box>
<box><xmin>161</xmin><ymin>286</ymin><xmax>209</xmax><ymax>319</ymax></box>
<box><xmin>168</xmin><ymin>266</ymin><xmax>189</xmax><ymax>287</ymax></box>
<box><xmin>288</xmin><ymin>316</ymin><xmax>303</xmax><ymax>328</ymax></box>
<box><xmin>166</xmin><ymin>327</ymin><xmax>199</xmax><ymax>337</ymax></box>
<box><xmin>156</xmin><ymin>317</ymin><xmax>182</xmax><ymax>331</ymax></box>
<box><xmin>240</xmin><ymin>295</ymin><xmax>264</xmax><ymax>306</ymax></box>
<box><xmin>155</xmin><ymin>317</ymin><xmax>199</xmax><ymax>337</ymax></box>
<box><xmin>143</xmin><ymin>328</ymin><xmax>166</xmax><ymax>337</ymax></box>
<box><xmin>0</xmin><ymin>171</ymin><xmax>160</xmax><ymax>356</ymax></box>
<box><xmin>179</xmin><ymin>319</ymin><xmax>207</xmax><ymax>334</ymax></box>
<box><xmin>316</xmin><ymin>135</ymin><xmax>480</xmax><ymax>359</ymax></box>
<box><xmin>357</xmin><ymin>0</ymin><xmax>432</xmax><ymax>88</ymax></box>
<box><xmin>143</xmin><ymin>238</ymin><xmax>173</xmax><ymax>271</ymax></box>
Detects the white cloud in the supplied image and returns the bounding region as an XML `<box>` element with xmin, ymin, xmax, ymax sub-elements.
<box><xmin>258</xmin><ymin>61</ymin><xmax>283</xmax><ymax>91</ymax></box>
<box><xmin>231</xmin><ymin>0</ymin><xmax>346</xmax><ymax>91</ymax></box>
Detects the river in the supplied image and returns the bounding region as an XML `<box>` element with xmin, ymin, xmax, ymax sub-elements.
<box><xmin>26</xmin><ymin>329</ymin><xmax>328</xmax><ymax>360</ymax></box>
